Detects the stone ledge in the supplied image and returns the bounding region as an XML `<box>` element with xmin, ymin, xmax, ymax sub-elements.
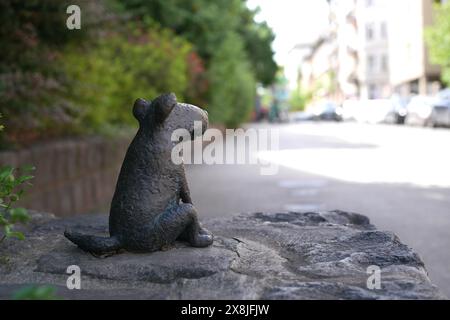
<box><xmin>0</xmin><ymin>210</ymin><xmax>446</xmax><ymax>300</ymax></box>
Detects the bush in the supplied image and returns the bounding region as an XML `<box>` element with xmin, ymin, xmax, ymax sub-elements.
<box><xmin>62</xmin><ymin>24</ymin><xmax>192</xmax><ymax>132</ymax></box>
<box><xmin>0</xmin><ymin>0</ymin><xmax>276</xmax><ymax>146</ymax></box>
<box><xmin>0</xmin><ymin>0</ymin><xmax>91</xmax><ymax>147</ymax></box>
<box><xmin>207</xmin><ymin>33</ymin><xmax>256</xmax><ymax>128</ymax></box>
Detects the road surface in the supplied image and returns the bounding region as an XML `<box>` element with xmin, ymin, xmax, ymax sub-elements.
<box><xmin>186</xmin><ymin>121</ymin><xmax>450</xmax><ymax>297</ymax></box>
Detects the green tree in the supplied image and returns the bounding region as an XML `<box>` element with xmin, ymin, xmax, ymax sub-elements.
<box><xmin>115</xmin><ymin>0</ymin><xmax>274</xmax><ymax>126</ymax></box>
<box><xmin>425</xmin><ymin>2</ymin><xmax>450</xmax><ymax>85</ymax></box>
<box><xmin>208</xmin><ymin>33</ymin><xmax>256</xmax><ymax>127</ymax></box>
<box><xmin>238</xmin><ymin>7</ymin><xmax>277</xmax><ymax>86</ymax></box>
<box><xmin>115</xmin><ymin>0</ymin><xmax>277</xmax><ymax>85</ymax></box>
<box><xmin>0</xmin><ymin>0</ymin><xmax>275</xmax><ymax>143</ymax></box>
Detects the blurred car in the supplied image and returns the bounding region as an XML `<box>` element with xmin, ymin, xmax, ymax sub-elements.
<box><xmin>430</xmin><ymin>97</ymin><xmax>450</xmax><ymax>127</ymax></box>
<box><xmin>405</xmin><ymin>95</ymin><xmax>450</xmax><ymax>127</ymax></box>
<box><xmin>290</xmin><ymin>111</ymin><xmax>315</xmax><ymax>122</ymax></box>
<box><xmin>309</xmin><ymin>101</ymin><xmax>343</xmax><ymax>121</ymax></box>
<box><xmin>437</xmin><ymin>88</ymin><xmax>450</xmax><ymax>100</ymax></box>
<box><xmin>384</xmin><ymin>95</ymin><xmax>410</xmax><ymax>125</ymax></box>
<box><xmin>341</xmin><ymin>99</ymin><xmax>362</xmax><ymax>122</ymax></box>
<box><xmin>354</xmin><ymin>99</ymin><xmax>393</xmax><ymax>124</ymax></box>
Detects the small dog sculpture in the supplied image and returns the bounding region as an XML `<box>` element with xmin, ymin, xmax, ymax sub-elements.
<box><xmin>64</xmin><ymin>93</ymin><xmax>213</xmax><ymax>255</ymax></box>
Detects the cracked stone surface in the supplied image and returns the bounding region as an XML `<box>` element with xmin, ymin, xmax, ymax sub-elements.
<box><xmin>0</xmin><ymin>210</ymin><xmax>446</xmax><ymax>300</ymax></box>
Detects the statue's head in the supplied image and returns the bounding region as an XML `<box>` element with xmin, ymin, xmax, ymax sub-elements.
<box><xmin>133</xmin><ymin>93</ymin><xmax>208</xmax><ymax>139</ymax></box>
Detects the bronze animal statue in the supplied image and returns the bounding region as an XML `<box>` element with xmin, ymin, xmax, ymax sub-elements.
<box><xmin>64</xmin><ymin>93</ymin><xmax>213</xmax><ymax>255</ymax></box>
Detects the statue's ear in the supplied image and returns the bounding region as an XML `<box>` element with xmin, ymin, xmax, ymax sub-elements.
<box><xmin>133</xmin><ymin>98</ymin><xmax>151</xmax><ymax>123</ymax></box>
<box><xmin>152</xmin><ymin>93</ymin><xmax>177</xmax><ymax>124</ymax></box>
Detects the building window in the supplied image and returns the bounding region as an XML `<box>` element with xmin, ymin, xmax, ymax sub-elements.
<box><xmin>380</xmin><ymin>22</ymin><xmax>387</xmax><ymax>39</ymax></box>
<box><xmin>366</xmin><ymin>23</ymin><xmax>375</xmax><ymax>41</ymax></box>
<box><xmin>381</xmin><ymin>55</ymin><xmax>388</xmax><ymax>72</ymax></box>
<box><xmin>369</xmin><ymin>84</ymin><xmax>378</xmax><ymax>99</ymax></box>
<box><xmin>368</xmin><ymin>55</ymin><xmax>376</xmax><ymax>72</ymax></box>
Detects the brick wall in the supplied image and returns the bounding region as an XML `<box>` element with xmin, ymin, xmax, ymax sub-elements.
<box><xmin>0</xmin><ymin>136</ymin><xmax>131</xmax><ymax>216</ymax></box>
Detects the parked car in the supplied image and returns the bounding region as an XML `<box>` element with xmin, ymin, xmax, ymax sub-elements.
<box><xmin>310</xmin><ymin>101</ymin><xmax>343</xmax><ymax>121</ymax></box>
<box><xmin>437</xmin><ymin>88</ymin><xmax>450</xmax><ymax>100</ymax></box>
<box><xmin>354</xmin><ymin>99</ymin><xmax>393</xmax><ymax>124</ymax></box>
<box><xmin>290</xmin><ymin>111</ymin><xmax>315</xmax><ymax>122</ymax></box>
<box><xmin>384</xmin><ymin>95</ymin><xmax>410</xmax><ymax>125</ymax></box>
<box><xmin>341</xmin><ymin>99</ymin><xmax>363</xmax><ymax>122</ymax></box>
<box><xmin>430</xmin><ymin>98</ymin><xmax>450</xmax><ymax>127</ymax></box>
<box><xmin>405</xmin><ymin>95</ymin><xmax>449</xmax><ymax>127</ymax></box>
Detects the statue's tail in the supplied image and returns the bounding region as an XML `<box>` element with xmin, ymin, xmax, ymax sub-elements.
<box><xmin>64</xmin><ymin>229</ymin><xmax>122</xmax><ymax>256</ymax></box>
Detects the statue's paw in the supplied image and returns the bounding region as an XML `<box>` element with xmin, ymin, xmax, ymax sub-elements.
<box><xmin>191</xmin><ymin>233</ymin><xmax>213</xmax><ymax>248</ymax></box>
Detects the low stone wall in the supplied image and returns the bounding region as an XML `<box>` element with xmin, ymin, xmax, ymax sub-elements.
<box><xmin>0</xmin><ymin>210</ymin><xmax>445</xmax><ymax>300</ymax></box>
<box><xmin>0</xmin><ymin>136</ymin><xmax>131</xmax><ymax>216</ymax></box>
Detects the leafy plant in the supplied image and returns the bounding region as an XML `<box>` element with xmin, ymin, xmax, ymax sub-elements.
<box><xmin>0</xmin><ymin>165</ymin><xmax>34</xmax><ymax>244</ymax></box>
<box><xmin>63</xmin><ymin>23</ymin><xmax>192</xmax><ymax>133</ymax></box>
<box><xmin>0</xmin><ymin>0</ymin><xmax>91</xmax><ymax>148</ymax></box>
<box><xmin>12</xmin><ymin>285</ymin><xmax>61</xmax><ymax>300</ymax></box>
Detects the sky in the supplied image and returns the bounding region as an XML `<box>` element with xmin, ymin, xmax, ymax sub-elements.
<box><xmin>246</xmin><ymin>0</ymin><xmax>330</xmax><ymax>89</ymax></box>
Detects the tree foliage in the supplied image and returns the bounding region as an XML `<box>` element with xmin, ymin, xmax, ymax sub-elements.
<box><xmin>426</xmin><ymin>2</ymin><xmax>450</xmax><ymax>85</ymax></box>
<box><xmin>0</xmin><ymin>0</ymin><xmax>277</xmax><ymax>147</ymax></box>
<box><xmin>116</xmin><ymin>0</ymin><xmax>277</xmax><ymax>85</ymax></box>
<box><xmin>289</xmin><ymin>89</ymin><xmax>312</xmax><ymax>112</ymax></box>
<box><xmin>116</xmin><ymin>0</ymin><xmax>277</xmax><ymax>126</ymax></box>
<box><xmin>208</xmin><ymin>33</ymin><xmax>256</xmax><ymax>127</ymax></box>
<box><xmin>63</xmin><ymin>24</ymin><xmax>192</xmax><ymax>132</ymax></box>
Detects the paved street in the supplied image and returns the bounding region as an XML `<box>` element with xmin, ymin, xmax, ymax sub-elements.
<box><xmin>186</xmin><ymin>122</ymin><xmax>450</xmax><ymax>297</ymax></box>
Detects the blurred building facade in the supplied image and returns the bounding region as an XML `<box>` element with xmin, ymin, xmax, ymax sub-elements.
<box><xmin>299</xmin><ymin>0</ymin><xmax>444</xmax><ymax>103</ymax></box>
<box><xmin>331</xmin><ymin>0</ymin><xmax>360</xmax><ymax>100</ymax></box>
<box><xmin>388</xmin><ymin>0</ymin><xmax>443</xmax><ymax>96</ymax></box>
<box><xmin>299</xmin><ymin>0</ymin><xmax>359</xmax><ymax>102</ymax></box>
<box><xmin>299</xmin><ymin>37</ymin><xmax>337</xmax><ymax>100</ymax></box>
<box><xmin>355</xmin><ymin>0</ymin><xmax>392</xmax><ymax>99</ymax></box>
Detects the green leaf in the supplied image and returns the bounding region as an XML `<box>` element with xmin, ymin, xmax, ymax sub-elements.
<box><xmin>3</xmin><ymin>225</ymin><xmax>11</xmax><ymax>237</ymax></box>
<box><xmin>17</xmin><ymin>175</ymin><xmax>34</xmax><ymax>184</ymax></box>
<box><xmin>12</xmin><ymin>285</ymin><xmax>61</xmax><ymax>300</ymax></box>
<box><xmin>0</xmin><ymin>215</ymin><xmax>8</xmax><ymax>226</ymax></box>
<box><xmin>9</xmin><ymin>208</ymin><xmax>30</xmax><ymax>224</ymax></box>
<box><xmin>21</xmin><ymin>165</ymin><xmax>36</xmax><ymax>172</ymax></box>
<box><xmin>6</xmin><ymin>230</ymin><xmax>25</xmax><ymax>241</ymax></box>
<box><xmin>0</xmin><ymin>166</ymin><xmax>14</xmax><ymax>181</ymax></box>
